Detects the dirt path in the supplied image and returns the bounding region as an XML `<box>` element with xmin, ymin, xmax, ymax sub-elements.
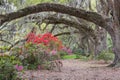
<box><xmin>23</xmin><ymin>59</ymin><xmax>120</xmax><ymax>80</ymax></box>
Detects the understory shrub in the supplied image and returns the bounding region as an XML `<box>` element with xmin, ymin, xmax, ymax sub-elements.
<box><xmin>96</xmin><ymin>50</ymin><xmax>114</xmax><ymax>62</ymax></box>
<box><xmin>11</xmin><ymin>32</ymin><xmax>63</xmax><ymax>70</ymax></box>
<box><xmin>0</xmin><ymin>55</ymin><xmax>22</xmax><ymax>80</ymax></box>
<box><xmin>73</xmin><ymin>48</ymin><xmax>90</xmax><ymax>58</ymax></box>
<box><xmin>59</xmin><ymin>47</ymin><xmax>72</xmax><ymax>59</ymax></box>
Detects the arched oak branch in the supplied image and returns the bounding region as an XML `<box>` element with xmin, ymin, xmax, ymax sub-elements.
<box><xmin>1</xmin><ymin>3</ymin><xmax>107</xmax><ymax>29</ymax></box>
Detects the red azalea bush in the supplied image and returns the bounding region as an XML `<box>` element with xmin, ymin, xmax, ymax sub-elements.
<box><xmin>11</xmin><ymin>32</ymin><xmax>63</xmax><ymax>70</ymax></box>
<box><xmin>26</xmin><ymin>32</ymin><xmax>63</xmax><ymax>51</ymax></box>
<box><xmin>11</xmin><ymin>32</ymin><xmax>72</xmax><ymax>71</ymax></box>
<box><xmin>25</xmin><ymin>32</ymin><xmax>63</xmax><ymax>70</ymax></box>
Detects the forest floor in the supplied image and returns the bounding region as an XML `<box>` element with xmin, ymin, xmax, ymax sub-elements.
<box><xmin>23</xmin><ymin>59</ymin><xmax>120</xmax><ymax>80</ymax></box>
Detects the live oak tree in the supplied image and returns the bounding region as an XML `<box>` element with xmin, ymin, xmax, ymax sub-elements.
<box><xmin>0</xmin><ymin>0</ymin><xmax>120</xmax><ymax>67</ymax></box>
<box><xmin>0</xmin><ymin>0</ymin><xmax>96</xmax><ymax>54</ymax></box>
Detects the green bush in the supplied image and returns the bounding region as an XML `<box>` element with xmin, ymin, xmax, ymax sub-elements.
<box><xmin>0</xmin><ymin>55</ymin><xmax>22</xmax><ymax>80</ymax></box>
<box><xmin>76</xmin><ymin>55</ymin><xmax>91</xmax><ymax>61</ymax></box>
<box><xmin>59</xmin><ymin>51</ymin><xmax>68</xmax><ymax>59</ymax></box>
<box><xmin>73</xmin><ymin>48</ymin><xmax>90</xmax><ymax>57</ymax></box>
<box><xmin>96</xmin><ymin>51</ymin><xmax>114</xmax><ymax>62</ymax></box>
<box><xmin>11</xmin><ymin>43</ymin><xmax>60</xmax><ymax>70</ymax></box>
<box><xmin>0</xmin><ymin>46</ymin><xmax>9</xmax><ymax>52</ymax></box>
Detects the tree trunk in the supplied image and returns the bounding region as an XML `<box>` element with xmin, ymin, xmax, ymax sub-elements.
<box><xmin>108</xmin><ymin>0</ymin><xmax>120</xmax><ymax>67</ymax></box>
<box><xmin>108</xmin><ymin>30</ymin><xmax>120</xmax><ymax>67</ymax></box>
<box><xmin>94</xmin><ymin>27</ymin><xmax>107</xmax><ymax>56</ymax></box>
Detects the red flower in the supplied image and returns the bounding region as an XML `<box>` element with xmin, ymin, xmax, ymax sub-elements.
<box><xmin>26</xmin><ymin>32</ymin><xmax>63</xmax><ymax>51</ymax></box>
<box><xmin>26</xmin><ymin>32</ymin><xmax>36</xmax><ymax>43</ymax></box>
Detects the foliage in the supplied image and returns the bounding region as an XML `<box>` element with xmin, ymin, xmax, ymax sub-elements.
<box><xmin>0</xmin><ymin>46</ymin><xmax>9</xmax><ymax>52</ymax></box>
<box><xmin>96</xmin><ymin>51</ymin><xmax>114</xmax><ymax>62</ymax></box>
<box><xmin>59</xmin><ymin>51</ymin><xmax>67</xmax><ymax>59</ymax></box>
<box><xmin>8</xmin><ymin>0</ymin><xmax>69</xmax><ymax>8</ymax></box>
<box><xmin>58</xmin><ymin>46</ymin><xmax>72</xmax><ymax>58</ymax></box>
<box><xmin>0</xmin><ymin>55</ymin><xmax>22</xmax><ymax>80</ymax></box>
<box><xmin>27</xmin><ymin>32</ymin><xmax>63</xmax><ymax>50</ymax></box>
<box><xmin>62</xmin><ymin>54</ymin><xmax>76</xmax><ymax>59</ymax></box>
<box><xmin>73</xmin><ymin>48</ymin><xmax>90</xmax><ymax>58</ymax></box>
<box><xmin>22</xmin><ymin>43</ymin><xmax>52</xmax><ymax>70</ymax></box>
<box><xmin>11</xmin><ymin>32</ymin><xmax>63</xmax><ymax>70</ymax></box>
<box><xmin>61</xmin><ymin>54</ymin><xmax>92</xmax><ymax>61</ymax></box>
<box><xmin>76</xmin><ymin>55</ymin><xmax>92</xmax><ymax>61</ymax></box>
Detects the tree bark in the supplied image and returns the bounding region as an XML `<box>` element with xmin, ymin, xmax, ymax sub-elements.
<box><xmin>108</xmin><ymin>31</ymin><xmax>120</xmax><ymax>67</ymax></box>
<box><xmin>0</xmin><ymin>3</ymin><xmax>107</xmax><ymax>29</ymax></box>
<box><xmin>108</xmin><ymin>0</ymin><xmax>120</xmax><ymax>67</ymax></box>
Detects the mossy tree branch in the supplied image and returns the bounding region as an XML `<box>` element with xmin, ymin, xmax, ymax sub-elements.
<box><xmin>0</xmin><ymin>3</ymin><xmax>107</xmax><ymax>29</ymax></box>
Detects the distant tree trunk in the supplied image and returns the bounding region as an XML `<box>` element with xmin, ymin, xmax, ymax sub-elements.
<box><xmin>94</xmin><ymin>0</ymin><xmax>110</xmax><ymax>56</ymax></box>
<box><xmin>95</xmin><ymin>27</ymin><xmax>107</xmax><ymax>56</ymax></box>
<box><xmin>108</xmin><ymin>0</ymin><xmax>120</xmax><ymax>67</ymax></box>
<box><xmin>109</xmin><ymin>30</ymin><xmax>120</xmax><ymax>67</ymax></box>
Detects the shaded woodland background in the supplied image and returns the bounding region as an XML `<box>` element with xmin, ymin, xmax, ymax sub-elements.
<box><xmin>0</xmin><ymin>0</ymin><xmax>120</xmax><ymax>66</ymax></box>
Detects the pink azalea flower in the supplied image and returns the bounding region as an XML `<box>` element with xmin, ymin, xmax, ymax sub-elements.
<box><xmin>15</xmin><ymin>64</ymin><xmax>23</xmax><ymax>71</ymax></box>
<box><xmin>62</xmin><ymin>47</ymin><xmax>67</xmax><ymax>51</ymax></box>
<box><xmin>67</xmin><ymin>49</ymin><xmax>72</xmax><ymax>55</ymax></box>
<box><xmin>51</xmin><ymin>50</ymin><xmax>57</xmax><ymax>55</ymax></box>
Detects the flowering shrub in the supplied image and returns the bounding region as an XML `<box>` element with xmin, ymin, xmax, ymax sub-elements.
<box><xmin>11</xmin><ymin>32</ymin><xmax>73</xmax><ymax>71</ymax></box>
<box><xmin>11</xmin><ymin>32</ymin><xmax>63</xmax><ymax>70</ymax></box>
<box><xmin>0</xmin><ymin>55</ymin><xmax>22</xmax><ymax>80</ymax></box>
<box><xmin>50</xmin><ymin>50</ymin><xmax>57</xmax><ymax>55</ymax></box>
<box><xmin>26</xmin><ymin>32</ymin><xmax>72</xmax><ymax>57</ymax></box>
<box><xmin>26</xmin><ymin>32</ymin><xmax>63</xmax><ymax>51</ymax></box>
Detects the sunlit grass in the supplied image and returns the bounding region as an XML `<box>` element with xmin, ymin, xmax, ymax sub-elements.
<box><xmin>62</xmin><ymin>54</ymin><xmax>77</xmax><ymax>59</ymax></box>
